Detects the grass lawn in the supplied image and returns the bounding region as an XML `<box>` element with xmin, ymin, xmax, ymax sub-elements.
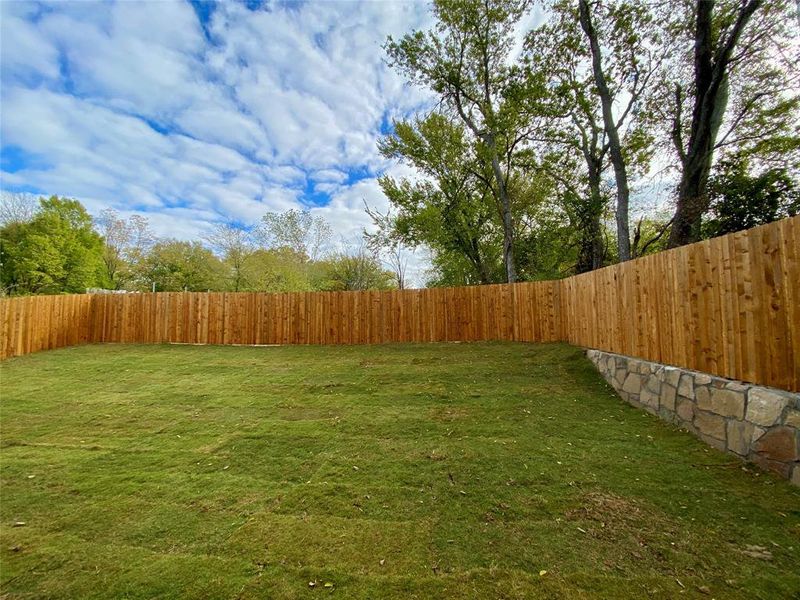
<box><xmin>0</xmin><ymin>342</ymin><xmax>798</xmax><ymax>599</ymax></box>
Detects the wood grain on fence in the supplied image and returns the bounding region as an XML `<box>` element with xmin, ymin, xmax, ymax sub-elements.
<box><xmin>559</xmin><ymin>216</ymin><xmax>800</xmax><ymax>391</ymax></box>
<box><xmin>1</xmin><ymin>217</ymin><xmax>797</xmax><ymax>391</ymax></box>
<box><xmin>0</xmin><ymin>294</ymin><xmax>94</xmax><ymax>360</ymax></box>
<box><xmin>86</xmin><ymin>282</ymin><xmax>560</xmax><ymax>348</ymax></box>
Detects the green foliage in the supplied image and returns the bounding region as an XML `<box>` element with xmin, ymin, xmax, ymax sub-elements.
<box><xmin>203</xmin><ymin>223</ymin><xmax>255</xmax><ymax>292</ymax></box>
<box><xmin>133</xmin><ymin>240</ymin><xmax>226</xmax><ymax>292</ymax></box>
<box><xmin>320</xmin><ymin>249</ymin><xmax>396</xmax><ymax>291</ymax></box>
<box><xmin>379</xmin><ymin>114</ymin><xmax>503</xmax><ymax>285</ymax></box>
<box><xmin>702</xmin><ymin>158</ymin><xmax>799</xmax><ymax>238</ymax></box>
<box><xmin>386</xmin><ymin>0</ymin><xmax>538</xmax><ymax>282</ymax></box>
<box><xmin>2</xmin><ymin>343</ymin><xmax>799</xmax><ymax>598</ymax></box>
<box><xmin>241</xmin><ymin>248</ymin><xmax>317</xmax><ymax>292</ymax></box>
<box><xmin>0</xmin><ymin>196</ymin><xmax>105</xmax><ymax>295</ymax></box>
<box><xmin>4</xmin><ymin>1</ymin><xmax>798</xmax><ymax>291</ymax></box>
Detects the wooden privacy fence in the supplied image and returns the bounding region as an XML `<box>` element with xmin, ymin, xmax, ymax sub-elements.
<box><xmin>87</xmin><ymin>282</ymin><xmax>561</xmax><ymax>347</ymax></box>
<box><xmin>561</xmin><ymin>216</ymin><xmax>799</xmax><ymax>392</ymax></box>
<box><xmin>1</xmin><ymin>216</ymin><xmax>798</xmax><ymax>391</ymax></box>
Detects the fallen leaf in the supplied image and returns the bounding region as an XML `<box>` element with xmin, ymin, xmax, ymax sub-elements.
<box><xmin>539</xmin><ymin>570</ymin><xmax>547</xmax><ymax>576</ymax></box>
<box><xmin>740</xmin><ymin>545</ymin><xmax>773</xmax><ymax>560</ymax></box>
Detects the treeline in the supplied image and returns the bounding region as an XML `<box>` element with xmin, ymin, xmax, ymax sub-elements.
<box><xmin>2</xmin><ymin>0</ymin><xmax>798</xmax><ymax>295</ymax></box>
<box><xmin>0</xmin><ymin>195</ymin><xmax>396</xmax><ymax>296</ymax></box>
<box><xmin>367</xmin><ymin>0</ymin><xmax>799</xmax><ymax>285</ymax></box>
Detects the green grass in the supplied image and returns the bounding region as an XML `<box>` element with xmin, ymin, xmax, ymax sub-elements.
<box><xmin>1</xmin><ymin>342</ymin><xmax>798</xmax><ymax>599</ymax></box>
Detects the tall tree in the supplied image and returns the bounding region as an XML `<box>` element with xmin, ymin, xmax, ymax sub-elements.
<box><xmin>574</xmin><ymin>0</ymin><xmax>667</xmax><ymax>261</ymax></box>
<box><xmin>378</xmin><ymin>114</ymin><xmax>502</xmax><ymax>285</ymax></box>
<box><xmin>520</xmin><ymin>0</ymin><xmax>665</xmax><ymax>268</ymax></box>
<box><xmin>95</xmin><ymin>209</ymin><xmax>154</xmax><ymax>290</ymax></box>
<box><xmin>386</xmin><ymin>0</ymin><xmax>533</xmax><ymax>282</ymax></box>
<box><xmin>255</xmin><ymin>209</ymin><xmax>332</xmax><ymax>261</ymax></box>
<box><xmin>0</xmin><ymin>196</ymin><xmax>104</xmax><ymax>295</ymax></box>
<box><xmin>242</xmin><ymin>248</ymin><xmax>316</xmax><ymax>292</ymax></box>
<box><xmin>96</xmin><ymin>208</ymin><xmax>131</xmax><ymax>289</ymax></box>
<box><xmin>363</xmin><ymin>204</ymin><xmax>411</xmax><ymax>290</ymax></box>
<box><xmin>127</xmin><ymin>214</ymin><xmax>155</xmax><ymax>259</ymax></box>
<box><xmin>205</xmin><ymin>223</ymin><xmax>254</xmax><ymax>292</ymax></box>
<box><xmin>135</xmin><ymin>240</ymin><xmax>224</xmax><ymax>292</ymax></box>
<box><xmin>667</xmin><ymin>0</ymin><xmax>798</xmax><ymax>247</ymax></box>
<box><xmin>323</xmin><ymin>245</ymin><xmax>396</xmax><ymax>291</ymax></box>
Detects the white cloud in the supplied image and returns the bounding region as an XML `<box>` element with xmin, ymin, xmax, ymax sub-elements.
<box><xmin>1</xmin><ymin>0</ymin><xmax>435</xmax><ymax>280</ymax></box>
<box><xmin>0</xmin><ymin>5</ymin><xmax>61</xmax><ymax>82</ymax></box>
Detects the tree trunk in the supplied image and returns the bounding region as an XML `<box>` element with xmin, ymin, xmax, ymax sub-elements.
<box><xmin>578</xmin><ymin>0</ymin><xmax>631</xmax><ymax>262</ymax></box>
<box><xmin>486</xmin><ymin>135</ymin><xmax>516</xmax><ymax>283</ymax></box>
<box><xmin>668</xmin><ymin>0</ymin><xmax>762</xmax><ymax>248</ymax></box>
<box><xmin>670</xmin><ymin>143</ymin><xmax>715</xmax><ymax>246</ymax></box>
<box><xmin>451</xmin><ymin>92</ymin><xmax>516</xmax><ymax>282</ymax></box>
<box><xmin>576</xmin><ymin>168</ymin><xmax>605</xmax><ymax>273</ymax></box>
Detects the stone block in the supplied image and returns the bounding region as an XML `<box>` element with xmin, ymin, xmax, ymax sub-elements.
<box><xmin>605</xmin><ymin>356</ymin><xmax>615</xmax><ymax>374</ymax></box>
<box><xmin>783</xmin><ymin>409</ymin><xmax>800</xmax><ymax>429</ymax></box>
<box><xmin>751</xmin><ymin>426</ymin><xmax>767</xmax><ymax>444</ymax></box>
<box><xmin>678</xmin><ymin>373</ymin><xmax>694</xmax><ymax>399</ymax></box>
<box><xmin>615</xmin><ymin>368</ymin><xmax>627</xmax><ymax>386</ymax></box>
<box><xmin>660</xmin><ymin>383</ymin><xmax>677</xmax><ymax>411</ymax></box>
<box><xmin>695</xmin><ymin>385</ymin><xmax>709</xmax><ymax>406</ymax></box>
<box><xmin>645</xmin><ymin>376</ymin><xmax>661</xmax><ymax>394</ymax></box>
<box><xmin>663</xmin><ymin>367</ymin><xmax>681</xmax><ymax>388</ymax></box>
<box><xmin>726</xmin><ymin>420</ymin><xmax>754</xmax><ymax>456</ymax></box>
<box><xmin>622</xmin><ymin>373</ymin><xmax>642</xmax><ymax>395</ymax></box>
<box><xmin>694</xmin><ymin>373</ymin><xmax>712</xmax><ymax>385</ymax></box>
<box><xmin>725</xmin><ymin>381</ymin><xmax>750</xmax><ymax>394</ymax></box>
<box><xmin>750</xmin><ymin>454</ymin><xmax>792</xmax><ymax>479</ymax></box>
<box><xmin>746</xmin><ymin>389</ymin><xmax>792</xmax><ymax>427</ymax></box>
<box><xmin>676</xmin><ymin>398</ymin><xmax>695</xmax><ymax>423</ymax></box>
<box><xmin>640</xmin><ymin>388</ymin><xmax>659</xmax><ymax>409</ymax></box>
<box><xmin>752</xmin><ymin>426</ymin><xmax>799</xmax><ymax>462</ymax></box>
<box><xmin>658</xmin><ymin>406</ymin><xmax>676</xmax><ymax>423</ymax></box>
<box><xmin>641</xmin><ymin>402</ymin><xmax>659</xmax><ymax>416</ymax></box>
<box><xmin>792</xmin><ymin>465</ymin><xmax>800</xmax><ymax>487</ymax></box>
<box><xmin>697</xmin><ymin>388</ymin><xmax>745</xmax><ymax>419</ymax></box>
<box><xmin>694</xmin><ymin>411</ymin><xmax>726</xmax><ymax>441</ymax></box>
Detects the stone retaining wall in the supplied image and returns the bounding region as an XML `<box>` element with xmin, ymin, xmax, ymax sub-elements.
<box><xmin>586</xmin><ymin>349</ymin><xmax>800</xmax><ymax>486</ymax></box>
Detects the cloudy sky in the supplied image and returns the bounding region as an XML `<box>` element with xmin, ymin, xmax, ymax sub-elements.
<box><xmin>0</xmin><ymin>0</ymin><xmax>441</xmax><ymax>278</ymax></box>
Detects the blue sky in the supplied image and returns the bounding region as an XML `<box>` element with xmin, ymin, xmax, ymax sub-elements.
<box><xmin>0</xmin><ymin>0</ymin><xmax>433</xmax><ymax>246</ymax></box>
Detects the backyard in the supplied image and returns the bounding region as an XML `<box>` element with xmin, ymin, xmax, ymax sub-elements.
<box><xmin>0</xmin><ymin>342</ymin><xmax>798</xmax><ymax>599</ymax></box>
